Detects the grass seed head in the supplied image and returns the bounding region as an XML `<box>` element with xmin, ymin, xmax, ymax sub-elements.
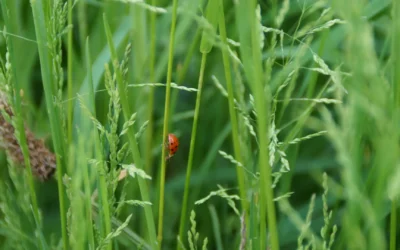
<box><xmin>0</xmin><ymin>92</ymin><xmax>56</xmax><ymax>181</ymax></box>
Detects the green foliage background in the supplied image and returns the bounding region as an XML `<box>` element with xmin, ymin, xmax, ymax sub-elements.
<box><xmin>0</xmin><ymin>0</ymin><xmax>398</xmax><ymax>249</ymax></box>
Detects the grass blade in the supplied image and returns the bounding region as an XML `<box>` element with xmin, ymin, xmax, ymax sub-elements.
<box><xmin>30</xmin><ymin>0</ymin><xmax>68</xmax><ymax>248</ymax></box>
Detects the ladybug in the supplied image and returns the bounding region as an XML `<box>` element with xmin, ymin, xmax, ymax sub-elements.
<box><xmin>165</xmin><ymin>133</ymin><xmax>179</xmax><ymax>160</ymax></box>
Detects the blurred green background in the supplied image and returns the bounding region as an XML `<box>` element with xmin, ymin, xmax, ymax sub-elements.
<box><xmin>0</xmin><ymin>0</ymin><xmax>398</xmax><ymax>249</ymax></box>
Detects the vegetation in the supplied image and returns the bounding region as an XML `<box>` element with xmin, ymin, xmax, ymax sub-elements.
<box><xmin>0</xmin><ymin>0</ymin><xmax>398</xmax><ymax>249</ymax></box>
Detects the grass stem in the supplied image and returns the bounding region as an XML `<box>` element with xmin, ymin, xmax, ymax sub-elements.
<box><xmin>67</xmin><ymin>0</ymin><xmax>73</xmax><ymax>144</ymax></box>
<box><xmin>157</xmin><ymin>0</ymin><xmax>179</xmax><ymax>247</ymax></box>
<box><xmin>177</xmin><ymin>52</ymin><xmax>207</xmax><ymax>247</ymax></box>
<box><xmin>144</xmin><ymin>0</ymin><xmax>157</xmax><ymax>178</ymax></box>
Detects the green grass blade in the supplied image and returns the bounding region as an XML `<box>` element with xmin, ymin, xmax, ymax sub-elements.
<box><xmin>1</xmin><ymin>1</ymin><xmax>47</xmax><ymax>249</ymax></box>
<box><xmin>30</xmin><ymin>0</ymin><xmax>68</xmax><ymax>248</ymax></box>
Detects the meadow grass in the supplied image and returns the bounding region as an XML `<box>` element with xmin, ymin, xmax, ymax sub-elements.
<box><xmin>0</xmin><ymin>0</ymin><xmax>398</xmax><ymax>250</ymax></box>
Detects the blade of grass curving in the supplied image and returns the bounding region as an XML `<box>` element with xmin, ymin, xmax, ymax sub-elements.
<box><xmin>30</xmin><ymin>0</ymin><xmax>68</xmax><ymax>248</ymax></box>
<box><xmin>157</xmin><ymin>0</ymin><xmax>179</xmax><ymax>248</ymax></box>
<box><xmin>103</xmin><ymin>14</ymin><xmax>158</xmax><ymax>249</ymax></box>
<box><xmin>1</xmin><ymin>1</ymin><xmax>46</xmax><ymax>249</ymax></box>
<box><xmin>218</xmin><ymin>0</ymin><xmax>247</xmax><ymax>212</ymax></box>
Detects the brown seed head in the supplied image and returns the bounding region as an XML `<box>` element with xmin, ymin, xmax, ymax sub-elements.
<box><xmin>0</xmin><ymin>92</ymin><xmax>56</xmax><ymax>181</ymax></box>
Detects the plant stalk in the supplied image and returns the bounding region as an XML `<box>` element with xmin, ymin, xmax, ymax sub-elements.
<box><xmin>177</xmin><ymin>52</ymin><xmax>207</xmax><ymax>247</ymax></box>
<box><xmin>157</xmin><ymin>0</ymin><xmax>179</xmax><ymax>248</ymax></box>
<box><xmin>67</xmin><ymin>0</ymin><xmax>73</xmax><ymax>144</ymax></box>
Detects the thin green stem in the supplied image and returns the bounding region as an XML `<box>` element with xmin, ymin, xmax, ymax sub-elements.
<box><xmin>145</xmin><ymin>0</ymin><xmax>157</xmax><ymax>177</ymax></box>
<box><xmin>157</xmin><ymin>0</ymin><xmax>179</xmax><ymax>247</ymax></box>
<box><xmin>140</xmin><ymin>0</ymin><xmax>157</xmax><ymax>240</ymax></box>
<box><xmin>30</xmin><ymin>0</ymin><xmax>68</xmax><ymax>249</ymax></box>
<box><xmin>177</xmin><ymin>52</ymin><xmax>207</xmax><ymax>246</ymax></box>
<box><xmin>103</xmin><ymin>14</ymin><xmax>158</xmax><ymax>249</ymax></box>
<box><xmin>67</xmin><ymin>0</ymin><xmax>73</xmax><ymax>144</ymax></box>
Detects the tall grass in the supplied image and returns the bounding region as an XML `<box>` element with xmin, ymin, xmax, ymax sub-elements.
<box><xmin>0</xmin><ymin>0</ymin><xmax>398</xmax><ymax>250</ymax></box>
<box><xmin>0</xmin><ymin>1</ymin><xmax>46</xmax><ymax>248</ymax></box>
<box><xmin>30</xmin><ymin>0</ymin><xmax>68</xmax><ymax>248</ymax></box>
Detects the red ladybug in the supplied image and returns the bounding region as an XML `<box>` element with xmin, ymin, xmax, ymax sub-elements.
<box><xmin>166</xmin><ymin>133</ymin><xmax>179</xmax><ymax>160</ymax></box>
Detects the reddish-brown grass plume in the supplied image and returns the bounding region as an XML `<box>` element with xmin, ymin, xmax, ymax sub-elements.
<box><xmin>0</xmin><ymin>92</ymin><xmax>56</xmax><ymax>181</ymax></box>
